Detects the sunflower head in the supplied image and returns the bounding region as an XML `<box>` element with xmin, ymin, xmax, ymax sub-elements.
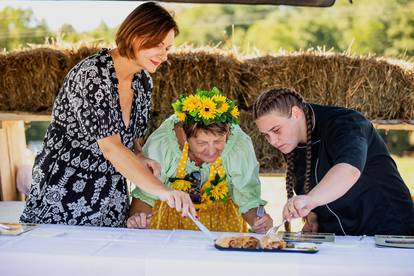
<box><xmin>171</xmin><ymin>179</ymin><xmax>192</xmax><ymax>192</ymax></box>
<box><xmin>172</xmin><ymin>87</ymin><xmax>239</xmax><ymax>127</ymax></box>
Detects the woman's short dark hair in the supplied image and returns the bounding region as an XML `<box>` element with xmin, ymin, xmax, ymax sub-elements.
<box><xmin>183</xmin><ymin>123</ymin><xmax>230</xmax><ymax>139</ymax></box>
<box><xmin>116</xmin><ymin>2</ymin><xmax>179</xmax><ymax>59</ymax></box>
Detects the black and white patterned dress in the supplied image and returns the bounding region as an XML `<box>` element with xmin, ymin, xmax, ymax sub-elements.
<box><xmin>20</xmin><ymin>48</ymin><xmax>152</xmax><ymax>227</ymax></box>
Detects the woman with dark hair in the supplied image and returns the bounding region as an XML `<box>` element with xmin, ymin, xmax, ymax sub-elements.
<box><xmin>21</xmin><ymin>2</ymin><xmax>196</xmax><ymax>227</ymax></box>
<box><xmin>127</xmin><ymin>87</ymin><xmax>273</xmax><ymax>233</ymax></box>
<box><xmin>253</xmin><ymin>87</ymin><xmax>414</xmax><ymax>235</ymax></box>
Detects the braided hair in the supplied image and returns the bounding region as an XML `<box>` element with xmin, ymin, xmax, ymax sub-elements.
<box><xmin>253</xmin><ymin>88</ymin><xmax>313</xmax><ymax>231</ymax></box>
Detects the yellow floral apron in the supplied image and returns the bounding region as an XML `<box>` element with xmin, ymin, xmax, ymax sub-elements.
<box><xmin>150</xmin><ymin>142</ymin><xmax>248</xmax><ymax>232</ymax></box>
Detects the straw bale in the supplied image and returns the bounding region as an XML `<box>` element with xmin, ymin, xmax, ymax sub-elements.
<box><xmin>151</xmin><ymin>49</ymin><xmax>244</xmax><ymax>113</ymax></box>
<box><xmin>0</xmin><ymin>48</ymin><xmax>67</xmax><ymax>112</ymax></box>
<box><xmin>1</xmin><ymin>46</ymin><xmax>413</xmax><ymax>171</ymax></box>
<box><xmin>242</xmin><ymin>53</ymin><xmax>414</xmax><ymax>120</ymax></box>
<box><xmin>64</xmin><ymin>46</ymin><xmax>100</xmax><ymax>70</ymax></box>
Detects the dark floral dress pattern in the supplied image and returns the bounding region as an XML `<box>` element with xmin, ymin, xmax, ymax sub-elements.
<box><xmin>20</xmin><ymin>48</ymin><xmax>152</xmax><ymax>227</ymax></box>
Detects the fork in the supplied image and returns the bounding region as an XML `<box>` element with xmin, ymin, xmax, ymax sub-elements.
<box><xmin>265</xmin><ymin>219</ymin><xmax>287</xmax><ymax>237</ymax></box>
<box><xmin>265</xmin><ymin>200</ymin><xmax>307</xmax><ymax>236</ymax></box>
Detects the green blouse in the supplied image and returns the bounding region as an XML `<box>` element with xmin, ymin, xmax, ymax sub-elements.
<box><xmin>131</xmin><ymin>115</ymin><xmax>267</xmax><ymax>214</ymax></box>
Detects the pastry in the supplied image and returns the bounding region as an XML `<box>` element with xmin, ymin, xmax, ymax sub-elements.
<box><xmin>260</xmin><ymin>235</ymin><xmax>287</xmax><ymax>249</ymax></box>
<box><xmin>215</xmin><ymin>236</ymin><xmax>259</xmax><ymax>249</ymax></box>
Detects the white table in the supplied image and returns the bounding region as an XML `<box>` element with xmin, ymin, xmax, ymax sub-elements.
<box><xmin>0</xmin><ymin>224</ymin><xmax>412</xmax><ymax>276</ymax></box>
<box><xmin>0</xmin><ymin>201</ymin><xmax>25</xmax><ymax>223</ymax></box>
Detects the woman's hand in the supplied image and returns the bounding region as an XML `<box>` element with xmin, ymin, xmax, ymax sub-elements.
<box><xmin>159</xmin><ymin>189</ymin><xmax>197</xmax><ymax>218</ymax></box>
<box><xmin>282</xmin><ymin>195</ymin><xmax>317</xmax><ymax>221</ymax></box>
<box><xmin>127</xmin><ymin>212</ymin><xmax>151</xmax><ymax>229</ymax></box>
<box><xmin>252</xmin><ymin>214</ymin><xmax>273</xmax><ymax>234</ymax></box>
<box><xmin>302</xmin><ymin>211</ymin><xmax>318</xmax><ymax>232</ymax></box>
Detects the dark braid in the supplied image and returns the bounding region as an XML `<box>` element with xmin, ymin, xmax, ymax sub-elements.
<box><xmin>303</xmin><ymin>105</ymin><xmax>313</xmax><ymax>194</ymax></box>
<box><xmin>284</xmin><ymin>152</ymin><xmax>295</xmax><ymax>232</ymax></box>
<box><xmin>253</xmin><ymin>88</ymin><xmax>313</xmax><ymax>232</ymax></box>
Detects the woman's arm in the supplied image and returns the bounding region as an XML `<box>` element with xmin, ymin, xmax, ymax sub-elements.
<box><xmin>98</xmin><ymin>134</ymin><xmax>196</xmax><ymax>217</ymax></box>
<box><xmin>308</xmin><ymin>163</ymin><xmax>361</xmax><ymax>207</ymax></box>
<box><xmin>134</xmin><ymin>138</ymin><xmax>161</xmax><ymax>178</ymax></box>
<box><xmin>283</xmin><ymin>163</ymin><xmax>361</xmax><ymax>220</ymax></box>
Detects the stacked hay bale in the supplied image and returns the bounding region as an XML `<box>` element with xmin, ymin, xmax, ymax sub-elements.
<box><xmin>1</xmin><ymin>46</ymin><xmax>413</xmax><ymax>172</ymax></box>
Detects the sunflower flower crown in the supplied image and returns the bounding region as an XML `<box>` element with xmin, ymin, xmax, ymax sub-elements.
<box><xmin>172</xmin><ymin>87</ymin><xmax>240</xmax><ymax>126</ymax></box>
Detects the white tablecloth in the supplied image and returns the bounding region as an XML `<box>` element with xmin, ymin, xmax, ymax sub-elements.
<box><xmin>0</xmin><ymin>201</ymin><xmax>25</xmax><ymax>223</ymax></box>
<box><xmin>0</xmin><ymin>224</ymin><xmax>412</xmax><ymax>276</ymax></box>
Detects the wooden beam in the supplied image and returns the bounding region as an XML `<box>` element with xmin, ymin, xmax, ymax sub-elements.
<box><xmin>0</xmin><ymin>121</ymin><xmax>27</xmax><ymax>201</ymax></box>
<box><xmin>0</xmin><ymin>128</ymin><xmax>15</xmax><ymax>201</ymax></box>
<box><xmin>157</xmin><ymin>0</ymin><xmax>335</xmax><ymax>6</ymax></box>
<box><xmin>372</xmin><ymin>121</ymin><xmax>414</xmax><ymax>131</ymax></box>
<box><xmin>0</xmin><ymin>112</ymin><xmax>51</xmax><ymax>122</ymax></box>
<box><xmin>259</xmin><ymin>172</ymin><xmax>285</xmax><ymax>177</ymax></box>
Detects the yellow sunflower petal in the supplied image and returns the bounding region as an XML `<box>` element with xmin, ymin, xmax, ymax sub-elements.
<box><xmin>212</xmin><ymin>94</ymin><xmax>226</xmax><ymax>103</ymax></box>
<box><xmin>199</xmin><ymin>97</ymin><xmax>217</xmax><ymax>120</ymax></box>
<box><xmin>182</xmin><ymin>95</ymin><xmax>201</xmax><ymax>113</ymax></box>
<box><xmin>230</xmin><ymin>106</ymin><xmax>240</xmax><ymax>118</ymax></box>
<box><xmin>216</xmin><ymin>102</ymin><xmax>229</xmax><ymax>114</ymax></box>
<box><xmin>175</xmin><ymin>111</ymin><xmax>186</xmax><ymax>122</ymax></box>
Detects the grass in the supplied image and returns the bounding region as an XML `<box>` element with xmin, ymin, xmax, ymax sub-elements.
<box><xmin>393</xmin><ymin>155</ymin><xmax>414</xmax><ymax>193</ymax></box>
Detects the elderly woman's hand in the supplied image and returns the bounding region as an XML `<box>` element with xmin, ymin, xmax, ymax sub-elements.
<box><xmin>127</xmin><ymin>212</ymin><xmax>152</xmax><ymax>229</ymax></box>
<box><xmin>302</xmin><ymin>211</ymin><xmax>318</xmax><ymax>232</ymax></box>
<box><xmin>252</xmin><ymin>213</ymin><xmax>273</xmax><ymax>234</ymax></box>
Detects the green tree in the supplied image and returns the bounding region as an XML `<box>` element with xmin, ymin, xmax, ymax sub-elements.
<box><xmin>175</xmin><ymin>0</ymin><xmax>414</xmax><ymax>57</ymax></box>
<box><xmin>88</xmin><ymin>21</ymin><xmax>116</xmax><ymax>42</ymax></box>
<box><xmin>58</xmin><ymin>21</ymin><xmax>116</xmax><ymax>44</ymax></box>
<box><xmin>57</xmin><ymin>23</ymin><xmax>78</xmax><ymax>43</ymax></box>
<box><xmin>243</xmin><ymin>11</ymin><xmax>301</xmax><ymax>52</ymax></box>
<box><xmin>175</xmin><ymin>5</ymin><xmax>275</xmax><ymax>47</ymax></box>
<box><xmin>386</xmin><ymin>1</ymin><xmax>414</xmax><ymax>56</ymax></box>
<box><xmin>0</xmin><ymin>6</ymin><xmax>51</xmax><ymax>50</ymax></box>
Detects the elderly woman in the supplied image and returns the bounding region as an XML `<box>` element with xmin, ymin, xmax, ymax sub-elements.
<box><xmin>127</xmin><ymin>87</ymin><xmax>273</xmax><ymax>233</ymax></box>
<box><xmin>20</xmin><ymin>2</ymin><xmax>195</xmax><ymax>227</ymax></box>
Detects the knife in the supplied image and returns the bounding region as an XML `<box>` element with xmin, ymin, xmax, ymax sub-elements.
<box><xmin>256</xmin><ymin>205</ymin><xmax>265</xmax><ymax>218</ymax></box>
<box><xmin>188</xmin><ymin>213</ymin><xmax>216</xmax><ymax>242</ymax></box>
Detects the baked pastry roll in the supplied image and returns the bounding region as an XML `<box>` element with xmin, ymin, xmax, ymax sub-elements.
<box><xmin>215</xmin><ymin>236</ymin><xmax>259</xmax><ymax>249</ymax></box>
<box><xmin>240</xmin><ymin>236</ymin><xmax>259</xmax><ymax>248</ymax></box>
<box><xmin>259</xmin><ymin>235</ymin><xmax>287</xmax><ymax>249</ymax></box>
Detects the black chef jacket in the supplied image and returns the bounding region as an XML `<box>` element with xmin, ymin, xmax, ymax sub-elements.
<box><xmin>292</xmin><ymin>104</ymin><xmax>414</xmax><ymax>236</ymax></box>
